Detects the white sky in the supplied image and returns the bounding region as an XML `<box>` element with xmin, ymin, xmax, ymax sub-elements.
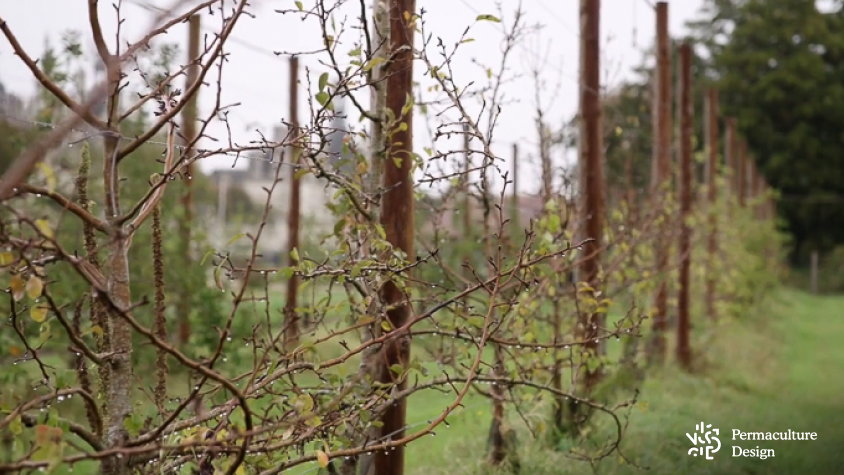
<box><xmin>0</xmin><ymin>0</ymin><xmax>705</xmax><ymax>194</ymax></box>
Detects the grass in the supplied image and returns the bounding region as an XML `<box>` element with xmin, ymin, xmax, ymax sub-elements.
<box><xmin>16</xmin><ymin>288</ymin><xmax>843</xmax><ymax>474</ymax></box>
<box><xmin>404</xmin><ymin>288</ymin><xmax>844</xmax><ymax>474</ymax></box>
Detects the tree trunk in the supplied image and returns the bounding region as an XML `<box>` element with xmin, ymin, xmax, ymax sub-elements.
<box><xmin>103</xmin><ymin>129</ymin><xmax>132</xmax><ymax>474</ymax></box>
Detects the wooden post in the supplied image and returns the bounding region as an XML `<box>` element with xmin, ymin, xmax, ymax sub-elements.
<box><xmin>177</xmin><ymin>13</ymin><xmax>200</xmax><ymax>344</ymax></box>
<box><xmin>648</xmin><ymin>1</ymin><xmax>671</xmax><ymax>363</ymax></box>
<box><xmin>749</xmin><ymin>159</ymin><xmax>760</xmax><ymax>217</ymax></box>
<box><xmin>577</xmin><ymin>0</ymin><xmax>605</xmax><ymax>389</ymax></box>
<box><xmin>283</xmin><ymin>56</ymin><xmax>301</xmax><ymax>348</ymax></box>
<box><xmin>624</xmin><ymin>146</ymin><xmax>636</xmax><ymax>221</ymax></box>
<box><xmin>737</xmin><ymin>139</ymin><xmax>747</xmax><ymax>206</ymax></box>
<box><xmin>539</xmin><ymin>119</ymin><xmax>552</xmax><ymax>203</ymax></box>
<box><xmin>677</xmin><ymin>43</ymin><xmax>693</xmax><ymax>368</ymax></box>
<box><xmin>511</xmin><ymin>143</ymin><xmax>519</xmax><ymax>236</ymax></box>
<box><xmin>810</xmin><ymin>250</ymin><xmax>819</xmax><ymax>294</ymax></box>
<box><xmin>705</xmin><ymin>88</ymin><xmax>718</xmax><ymax>320</ymax></box>
<box><xmin>726</xmin><ymin>118</ymin><xmax>737</xmax><ymax>194</ymax></box>
<box><xmin>462</xmin><ymin>122</ymin><xmax>472</xmax><ymax>235</ymax></box>
<box><xmin>374</xmin><ymin>1</ymin><xmax>415</xmax><ymax>473</ymax></box>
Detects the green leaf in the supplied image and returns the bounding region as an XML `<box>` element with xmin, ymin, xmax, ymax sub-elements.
<box><xmin>318</xmin><ymin>72</ymin><xmax>329</xmax><ymax>92</ymax></box>
<box><xmin>199</xmin><ymin>248</ymin><xmax>215</xmax><ymax>266</ymax></box>
<box><xmin>363</xmin><ymin>56</ymin><xmax>385</xmax><ymax>72</ymax></box>
<box><xmin>374</xmin><ymin>224</ymin><xmax>387</xmax><ymax>240</ymax></box>
<box><xmin>315</xmin><ymin>91</ymin><xmax>330</xmax><ymax>107</ymax></box>
<box><xmin>306</xmin><ymin>414</ymin><xmax>322</xmax><ymax>427</ymax></box>
<box><xmin>467</xmin><ymin>316</ymin><xmax>485</xmax><ymax>328</ymax></box>
<box><xmin>125</xmin><ymin>412</ymin><xmax>144</xmax><ymax>437</ymax></box>
<box><xmin>279</xmin><ymin>266</ymin><xmax>295</xmax><ymax>279</ymax></box>
<box><xmin>476</xmin><ymin>14</ymin><xmax>501</xmax><ymax>23</ymax></box>
<box><xmin>350</xmin><ymin>262</ymin><xmax>365</xmax><ymax>279</ymax></box>
<box><xmin>295</xmin><ymin>0</ymin><xmax>303</xmax><ymax>10</ymax></box>
<box><xmin>9</xmin><ymin>416</ymin><xmax>22</xmax><ymax>435</ymax></box>
<box><xmin>226</xmin><ymin>233</ymin><xmax>246</xmax><ymax>246</ymax></box>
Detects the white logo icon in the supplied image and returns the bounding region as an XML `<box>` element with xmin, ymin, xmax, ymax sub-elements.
<box><xmin>687</xmin><ymin>422</ymin><xmax>721</xmax><ymax>460</ymax></box>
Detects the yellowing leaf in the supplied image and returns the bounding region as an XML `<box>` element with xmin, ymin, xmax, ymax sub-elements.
<box><xmin>316</xmin><ymin>449</ymin><xmax>329</xmax><ymax>468</ymax></box>
<box><xmin>36</xmin><ymin>163</ymin><xmax>57</xmax><ymax>192</ymax></box>
<box><xmin>293</xmin><ymin>393</ymin><xmax>314</xmax><ymax>413</ymax></box>
<box><xmin>34</xmin><ymin>425</ymin><xmax>63</xmax><ymax>447</ymax></box>
<box><xmin>0</xmin><ymin>251</ymin><xmax>14</xmax><ymax>266</ymax></box>
<box><xmin>35</xmin><ymin>219</ymin><xmax>54</xmax><ymax>239</ymax></box>
<box><xmin>26</xmin><ymin>276</ymin><xmax>43</xmax><ymax>299</ymax></box>
<box><xmin>10</xmin><ymin>274</ymin><xmax>25</xmax><ymax>301</ymax></box>
<box><xmin>31</xmin><ymin>304</ymin><xmax>49</xmax><ymax>323</ymax></box>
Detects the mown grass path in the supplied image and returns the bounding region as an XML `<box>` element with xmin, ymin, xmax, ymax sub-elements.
<box><xmin>406</xmin><ymin>288</ymin><xmax>844</xmax><ymax>474</ymax></box>
<box><xmin>613</xmin><ymin>288</ymin><xmax>844</xmax><ymax>475</ymax></box>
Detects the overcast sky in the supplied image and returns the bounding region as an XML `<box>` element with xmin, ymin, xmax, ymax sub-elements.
<box><xmin>0</xmin><ymin>0</ymin><xmax>707</xmax><ymax>193</ymax></box>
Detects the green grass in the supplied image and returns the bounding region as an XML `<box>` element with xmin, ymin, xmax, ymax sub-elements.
<box><xmin>404</xmin><ymin>288</ymin><xmax>844</xmax><ymax>474</ymax></box>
